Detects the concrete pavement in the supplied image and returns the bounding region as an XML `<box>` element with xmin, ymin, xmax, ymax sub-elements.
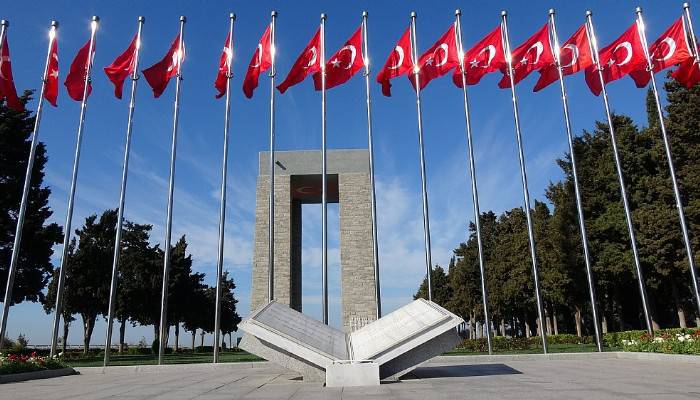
<box><xmin>2</xmin><ymin>353</ymin><xmax>699</xmax><ymax>399</ymax></box>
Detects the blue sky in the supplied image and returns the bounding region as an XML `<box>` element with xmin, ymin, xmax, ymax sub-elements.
<box><xmin>1</xmin><ymin>0</ymin><xmax>686</xmax><ymax>347</ymax></box>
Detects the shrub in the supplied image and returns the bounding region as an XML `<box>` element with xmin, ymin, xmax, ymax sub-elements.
<box><xmin>455</xmin><ymin>336</ymin><xmax>531</xmax><ymax>352</ymax></box>
<box><xmin>0</xmin><ymin>352</ymin><xmax>67</xmax><ymax>375</ymax></box>
<box><xmin>126</xmin><ymin>347</ymin><xmax>151</xmax><ymax>355</ymax></box>
<box><xmin>616</xmin><ymin>329</ymin><xmax>700</xmax><ymax>355</ymax></box>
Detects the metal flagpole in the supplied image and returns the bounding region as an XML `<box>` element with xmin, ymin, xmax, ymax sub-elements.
<box><xmin>585</xmin><ymin>11</ymin><xmax>653</xmax><ymax>335</ymax></box>
<box><xmin>268</xmin><ymin>11</ymin><xmax>277</xmax><ymax>303</ymax></box>
<box><xmin>214</xmin><ymin>13</ymin><xmax>235</xmax><ymax>364</ymax></box>
<box><xmin>50</xmin><ymin>16</ymin><xmax>99</xmax><ymax>358</ymax></box>
<box><xmin>683</xmin><ymin>2</ymin><xmax>700</xmax><ymax>316</ymax></box>
<box><xmin>104</xmin><ymin>16</ymin><xmax>145</xmax><ymax>367</ymax></box>
<box><xmin>454</xmin><ymin>9</ymin><xmax>493</xmax><ymax>355</ymax></box>
<box><xmin>0</xmin><ymin>20</ymin><xmax>6</xmax><ymax>55</ymax></box>
<box><xmin>548</xmin><ymin>9</ymin><xmax>603</xmax><ymax>352</ymax></box>
<box><xmin>0</xmin><ymin>20</ymin><xmax>58</xmax><ymax>348</ymax></box>
<box><xmin>361</xmin><ymin>11</ymin><xmax>382</xmax><ymax>319</ymax></box>
<box><xmin>638</xmin><ymin>6</ymin><xmax>700</xmax><ymax>317</ymax></box>
<box><xmin>158</xmin><ymin>16</ymin><xmax>186</xmax><ymax>365</ymax></box>
<box><xmin>500</xmin><ymin>10</ymin><xmax>548</xmax><ymax>353</ymax></box>
<box><xmin>320</xmin><ymin>12</ymin><xmax>329</xmax><ymax>324</ymax></box>
<box><xmin>409</xmin><ymin>11</ymin><xmax>434</xmax><ymax>301</ymax></box>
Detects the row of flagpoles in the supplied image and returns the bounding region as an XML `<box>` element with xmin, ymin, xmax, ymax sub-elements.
<box><xmin>1</xmin><ymin>3</ymin><xmax>700</xmax><ymax>363</ymax></box>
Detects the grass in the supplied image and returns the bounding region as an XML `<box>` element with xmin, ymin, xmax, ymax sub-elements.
<box><xmin>62</xmin><ymin>343</ymin><xmax>617</xmax><ymax>367</ymax></box>
<box><xmin>444</xmin><ymin>343</ymin><xmax>620</xmax><ymax>355</ymax></box>
<box><xmin>64</xmin><ymin>350</ymin><xmax>263</xmax><ymax>368</ymax></box>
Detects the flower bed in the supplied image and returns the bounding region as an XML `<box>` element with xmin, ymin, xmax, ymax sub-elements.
<box><xmin>618</xmin><ymin>329</ymin><xmax>700</xmax><ymax>355</ymax></box>
<box><xmin>0</xmin><ymin>352</ymin><xmax>67</xmax><ymax>375</ymax></box>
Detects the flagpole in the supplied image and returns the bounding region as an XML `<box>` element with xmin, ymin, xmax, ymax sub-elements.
<box><xmin>685</xmin><ymin>3</ymin><xmax>700</xmax><ymax>69</ymax></box>
<box><xmin>548</xmin><ymin>9</ymin><xmax>602</xmax><ymax>352</ymax></box>
<box><xmin>213</xmin><ymin>12</ymin><xmax>235</xmax><ymax>364</ymax></box>
<box><xmin>50</xmin><ymin>16</ymin><xmax>99</xmax><ymax>358</ymax></box>
<box><xmin>585</xmin><ymin>11</ymin><xmax>653</xmax><ymax>335</ymax></box>
<box><xmin>268</xmin><ymin>11</ymin><xmax>277</xmax><ymax>303</ymax></box>
<box><xmin>454</xmin><ymin>9</ymin><xmax>493</xmax><ymax>354</ymax></box>
<box><xmin>501</xmin><ymin>10</ymin><xmax>548</xmax><ymax>353</ymax></box>
<box><xmin>0</xmin><ymin>20</ymin><xmax>58</xmax><ymax>349</ymax></box>
<box><xmin>320</xmin><ymin>12</ymin><xmax>329</xmax><ymax>324</ymax></box>
<box><xmin>637</xmin><ymin>7</ymin><xmax>700</xmax><ymax>318</ymax></box>
<box><xmin>104</xmin><ymin>16</ymin><xmax>145</xmax><ymax>367</ymax></box>
<box><xmin>0</xmin><ymin>20</ymin><xmax>6</xmax><ymax>55</ymax></box>
<box><xmin>361</xmin><ymin>11</ymin><xmax>381</xmax><ymax>319</ymax></box>
<box><xmin>158</xmin><ymin>16</ymin><xmax>186</xmax><ymax>365</ymax></box>
<box><xmin>409</xmin><ymin>11</ymin><xmax>434</xmax><ymax>301</ymax></box>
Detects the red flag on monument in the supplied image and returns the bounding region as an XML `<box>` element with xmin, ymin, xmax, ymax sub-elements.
<box><xmin>453</xmin><ymin>25</ymin><xmax>505</xmax><ymax>87</ymax></box>
<box><xmin>409</xmin><ymin>24</ymin><xmax>459</xmax><ymax>90</ymax></box>
<box><xmin>104</xmin><ymin>34</ymin><xmax>138</xmax><ymax>99</ymax></box>
<box><xmin>242</xmin><ymin>26</ymin><xmax>272</xmax><ymax>99</ymax></box>
<box><xmin>44</xmin><ymin>37</ymin><xmax>59</xmax><ymax>107</ymax></box>
<box><xmin>534</xmin><ymin>24</ymin><xmax>592</xmax><ymax>92</ymax></box>
<box><xmin>584</xmin><ymin>23</ymin><xmax>647</xmax><ymax>96</ymax></box>
<box><xmin>313</xmin><ymin>26</ymin><xmax>363</xmax><ymax>90</ymax></box>
<box><xmin>64</xmin><ymin>38</ymin><xmax>95</xmax><ymax>101</ymax></box>
<box><xmin>376</xmin><ymin>27</ymin><xmax>412</xmax><ymax>97</ymax></box>
<box><xmin>629</xmin><ymin>17</ymin><xmax>694</xmax><ymax>88</ymax></box>
<box><xmin>214</xmin><ymin>33</ymin><xmax>233</xmax><ymax>99</ymax></box>
<box><xmin>498</xmin><ymin>23</ymin><xmax>554</xmax><ymax>88</ymax></box>
<box><xmin>276</xmin><ymin>29</ymin><xmax>321</xmax><ymax>94</ymax></box>
<box><xmin>143</xmin><ymin>34</ymin><xmax>183</xmax><ymax>98</ymax></box>
<box><xmin>0</xmin><ymin>35</ymin><xmax>24</xmax><ymax>111</ymax></box>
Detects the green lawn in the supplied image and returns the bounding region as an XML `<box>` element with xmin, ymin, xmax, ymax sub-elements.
<box><xmin>445</xmin><ymin>343</ymin><xmax>619</xmax><ymax>355</ymax></box>
<box><xmin>62</xmin><ymin>343</ymin><xmax>616</xmax><ymax>368</ymax></box>
<box><xmin>64</xmin><ymin>351</ymin><xmax>264</xmax><ymax>367</ymax></box>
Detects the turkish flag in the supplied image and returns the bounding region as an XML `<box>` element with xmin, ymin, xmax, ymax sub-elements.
<box><xmin>313</xmin><ymin>26</ymin><xmax>363</xmax><ymax>90</ymax></box>
<box><xmin>143</xmin><ymin>34</ymin><xmax>183</xmax><ymax>98</ymax></box>
<box><xmin>453</xmin><ymin>25</ymin><xmax>505</xmax><ymax>87</ymax></box>
<box><xmin>629</xmin><ymin>17</ymin><xmax>694</xmax><ymax>88</ymax></box>
<box><xmin>276</xmin><ymin>28</ymin><xmax>321</xmax><ymax>94</ymax></box>
<box><xmin>0</xmin><ymin>35</ymin><xmax>24</xmax><ymax>112</ymax></box>
<box><xmin>376</xmin><ymin>27</ymin><xmax>412</xmax><ymax>97</ymax></box>
<box><xmin>64</xmin><ymin>38</ymin><xmax>95</xmax><ymax>101</ymax></box>
<box><xmin>671</xmin><ymin>47</ymin><xmax>700</xmax><ymax>88</ymax></box>
<box><xmin>44</xmin><ymin>37</ymin><xmax>59</xmax><ymax>107</ymax></box>
<box><xmin>409</xmin><ymin>24</ymin><xmax>459</xmax><ymax>90</ymax></box>
<box><xmin>498</xmin><ymin>24</ymin><xmax>554</xmax><ymax>88</ymax></box>
<box><xmin>534</xmin><ymin>24</ymin><xmax>592</xmax><ymax>92</ymax></box>
<box><xmin>214</xmin><ymin>33</ymin><xmax>233</xmax><ymax>99</ymax></box>
<box><xmin>104</xmin><ymin>34</ymin><xmax>138</xmax><ymax>99</ymax></box>
<box><xmin>584</xmin><ymin>22</ymin><xmax>647</xmax><ymax>96</ymax></box>
<box><xmin>243</xmin><ymin>25</ymin><xmax>272</xmax><ymax>99</ymax></box>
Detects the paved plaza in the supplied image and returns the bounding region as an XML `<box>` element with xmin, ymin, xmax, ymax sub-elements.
<box><xmin>2</xmin><ymin>353</ymin><xmax>699</xmax><ymax>400</ymax></box>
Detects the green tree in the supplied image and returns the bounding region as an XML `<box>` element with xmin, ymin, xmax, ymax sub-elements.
<box><xmin>414</xmin><ymin>265</ymin><xmax>451</xmax><ymax>306</ymax></box>
<box><xmin>1</xmin><ymin>92</ymin><xmax>63</xmax><ymax>305</ymax></box>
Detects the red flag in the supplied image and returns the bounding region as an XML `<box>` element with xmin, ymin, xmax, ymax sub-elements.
<box><xmin>498</xmin><ymin>24</ymin><xmax>554</xmax><ymax>88</ymax></box>
<box><xmin>629</xmin><ymin>17</ymin><xmax>694</xmax><ymax>88</ymax></box>
<box><xmin>104</xmin><ymin>34</ymin><xmax>138</xmax><ymax>99</ymax></box>
<box><xmin>0</xmin><ymin>35</ymin><xmax>24</xmax><ymax>112</ymax></box>
<box><xmin>64</xmin><ymin>38</ymin><xmax>95</xmax><ymax>101</ymax></box>
<box><xmin>584</xmin><ymin>23</ymin><xmax>647</xmax><ymax>96</ymax></box>
<box><xmin>276</xmin><ymin>29</ymin><xmax>321</xmax><ymax>94</ymax></box>
<box><xmin>44</xmin><ymin>37</ymin><xmax>59</xmax><ymax>107</ymax></box>
<box><xmin>214</xmin><ymin>33</ymin><xmax>233</xmax><ymax>99</ymax></box>
<box><xmin>376</xmin><ymin>27</ymin><xmax>412</xmax><ymax>97</ymax></box>
<box><xmin>671</xmin><ymin>47</ymin><xmax>700</xmax><ymax>88</ymax></box>
<box><xmin>143</xmin><ymin>34</ymin><xmax>183</xmax><ymax>98</ymax></box>
<box><xmin>534</xmin><ymin>24</ymin><xmax>593</xmax><ymax>92</ymax></box>
<box><xmin>243</xmin><ymin>26</ymin><xmax>272</xmax><ymax>99</ymax></box>
<box><xmin>409</xmin><ymin>24</ymin><xmax>459</xmax><ymax>90</ymax></box>
<box><xmin>453</xmin><ymin>25</ymin><xmax>505</xmax><ymax>87</ymax></box>
<box><xmin>313</xmin><ymin>26</ymin><xmax>363</xmax><ymax>90</ymax></box>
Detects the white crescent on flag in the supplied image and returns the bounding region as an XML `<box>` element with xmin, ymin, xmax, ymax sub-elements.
<box><xmin>472</xmin><ymin>45</ymin><xmax>496</xmax><ymax>68</ymax></box>
<box><xmin>613</xmin><ymin>42</ymin><xmax>633</xmax><ymax>66</ymax></box>
<box><xmin>654</xmin><ymin>37</ymin><xmax>676</xmax><ymax>62</ymax></box>
<box><xmin>561</xmin><ymin>44</ymin><xmax>579</xmax><ymax>68</ymax></box>
<box><xmin>388</xmin><ymin>46</ymin><xmax>404</xmax><ymax>70</ymax></box>
<box><xmin>251</xmin><ymin>44</ymin><xmax>263</xmax><ymax>68</ymax></box>
<box><xmin>337</xmin><ymin>45</ymin><xmax>356</xmax><ymax>69</ymax></box>
<box><xmin>522</xmin><ymin>42</ymin><xmax>544</xmax><ymax>65</ymax></box>
<box><xmin>434</xmin><ymin>43</ymin><xmax>449</xmax><ymax>67</ymax></box>
<box><xmin>305</xmin><ymin>47</ymin><xmax>317</xmax><ymax>69</ymax></box>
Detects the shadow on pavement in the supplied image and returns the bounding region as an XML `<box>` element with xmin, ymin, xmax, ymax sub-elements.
<box><xmin>401</xmin><ymin>363</ymin><xmax>522</xmax><ymax>380</ymax></box>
